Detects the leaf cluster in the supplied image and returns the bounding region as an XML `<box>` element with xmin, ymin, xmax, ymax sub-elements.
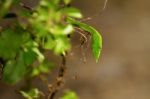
<box><xmin>0</xmin><ymin>0</ymin><xmax>102</xmax><ymax>98</ymax></box>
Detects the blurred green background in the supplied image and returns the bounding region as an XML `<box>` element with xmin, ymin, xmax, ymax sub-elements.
<box><xmin>1</xmin><ymin>0</ymin><xmax>150</xmax><ymax>99</ymax></box>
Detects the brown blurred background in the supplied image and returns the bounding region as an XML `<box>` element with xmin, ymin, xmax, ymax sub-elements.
<box><xmin>1</xmin><ymin>0</ymin><xmax>150</xmax><ymax>99</ymax></box>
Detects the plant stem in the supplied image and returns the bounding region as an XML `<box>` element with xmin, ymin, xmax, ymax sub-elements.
<box><xmin>47</xmin><ymin>55</ymin><xmax>67</xmax><ymax>99</ymax></box>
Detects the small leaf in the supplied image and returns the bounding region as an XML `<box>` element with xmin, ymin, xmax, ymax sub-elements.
<box><xmin>31</xmin><ymin>61</ymin><xmax>54</xmax><ymax>76</ymax></box>
<box><xmin>49</xmin><ymin>24</ymin><xmax>74</xmax><ymax>36</ymax></box>
<box><xmin>67</xmin><ymin>17</ymin><xmax>102</xmax><ymax>62</ymax></box>
<box><xmin>61</xmin><ymin>7</ymin><xmax>82</xmax><ymax>18</ymax></box>
<box><xmin>0</xmin><ymin>29</ymin><xmax>23</xmax><ymax>59</ymax></box>
<box><xmin>23</xmin><ymin>41</ymin><xmax>42</xmax><ymax>65</ymax></box>
<box><xmin>53</xmin><ymin>37</ymin><xmax>71</xmax><ymax>55</ymax></box>
<box><xmin>20</xmin><ymin>88</ymin><xmax>40</xmax><ymax>99</ymax></box>
<box><xmin>61</xmin><ymin>90</ymin><xmax>78</xmax><ymax>99</ymax></box>
<box><xmin>51</xmin><ymin>0</ymin><xmax>61</xmax><ymax>5</ymax></box>
<box><xmin>32</xmin><ymin>47</ymin><xmax>44</xmax><ymax>63</ymax></box>
<box><xmin>43</xmin><ymin>35</ymin><xmax>55</xmax><ymax>50</ymax></box>
<box><xmin>64</xmin><ymin>0</ymin><xmax>72</xmax><ymax>5</ymax></box>
<box><xmin>2</xmin><ymin>52</ymin><xmax>27</xmax><ymax>84</ymax></box>
<box><xmin>23</xmin><ymin>49</ymin><xmax>37</xmax><ymax>66</ymax></box>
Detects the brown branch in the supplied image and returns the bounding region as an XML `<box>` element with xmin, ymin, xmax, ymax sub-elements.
<box><xmin>0</xmin><ymin>63</ymin><xmax>3</xmax><ymax>80</ymax></box>
<box><xmin>47</xmin><ymin>55</ymin><xmax>67</xmax><ymax>99</ymax></box>
<box><xmin>0</xmin><ymin>58</ymin><xmax>4</xmax><ymax>80</ymax></box>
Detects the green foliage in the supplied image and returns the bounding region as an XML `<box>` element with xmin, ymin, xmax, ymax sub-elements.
<box><xmin>31</xmin><ymin>61</ymin><xmax>54</xmax><ymax>77</ymax></box>
<box><xmin>3</xmin><ymin>51</ymin><xmax>27</xmax><ymax>84</ymax></box>
<box><xmin>63</xmin><ymin>0</ymin><xmax>72</xmax><ymax>5</ymax></box>
<box><xmin>60</xmin><ymin>7</ymin><xmax>83</xmax><ymax>18</ymax></box>
<box><xmin>0</xmin><ymin>29</ymin><xmax>24</xmax><ymax>60</ymax></box>
<box><xmin>0</xmin><ymin>0</ymin><xmax>102</xmax><ymax>98</ymax></box>
<box><xmin>20</xmin><ymin>88</ymin><xmax>40</xmax><ymax>99</ymax></box>
<box><xmin>61</xmin><ymin>91</ymin><xmax>78</xmax><ymax>99</ymax></box>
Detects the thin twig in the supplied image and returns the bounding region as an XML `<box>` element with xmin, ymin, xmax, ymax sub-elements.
<box><xmin>76</xmin><ymin>30</ymin><xmax>88</xmax><ymax>45</ymax></box>
<box><xmin>103</xmin><ymin>0</ymin><xmax>108</xmax><ymax>11</ymax></box>
<box><xmin>0</xmin><ymin>58</ymin><xmax>4</xmax><ymax>80</ymax></box>
<box><xmin>47</xmin><ymin>55</ymin><xmax>66</xmax><ymax>99</ymax></box>
<box><xmin>80</xmin><ymin>0</ymin><xmax>108</xmax><ymax>22</ymax></box>
<box><xmin>0</xmin><ymin>63</ymin><xmax>3</xmax><ymax>80</ymax></box>
<box><xmin>19</xmin><ymin>2</ymin><xmax>33</xmax><ymax>11</ymax></box>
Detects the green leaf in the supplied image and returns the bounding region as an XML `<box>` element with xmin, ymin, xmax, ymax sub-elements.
<box><xmin>51</xmin><ymin>0</ymin><xmax>61</xmax><ymax>5</ymax></box>
<box><xmin>24</xmin><ymin>41</ymin><xmax>44</xmax><ymax>63</ymax></box>
<box><xmin>43</xmin><ymin>35</ymin><xmax>55</xmax><ymax>50</ymax></box>
<box><xmin>49</xmin><ymin>24</ymin><xmax>74</xmax><ymax>36</ymax></box>
<box><xmin>20</xmin><ymin>88</ymin><xmax>40</xmax><ymax>99</ymax></box>
<box><xmin>64</xmin><ymin>0</ymin><xmax>72</xmax><ymax>5</ymax></box>
<box><xmin>32</xmin><ymin>47</ymin><xmax>44</xmax><ymax>63</ymax></box>
<box><xmin>0</xmin><ymin>29</ymin><xmax>23</xmax><ymax>59</ymax></box>
<box><xmin>54</xmin><ymin>36</ymin><xmax>71</xmax><ymax>55</ymax></box>
<box><xmin>61</xmin><ymin>7</ymin><xmax>83</xmax><ymax>18</ymax></box>
<box><xmin>23</xmin><ymin>41</ymin><xmax>42</xmax><ymax>65</ymax></box>
<box><xmin>23</xmin><ymin>49</ymin><xmax>37</xmax><ymax>66</ymax></box>
<box><xmin>67</xmin><ymin>17</ymin><xmax>102</xmax><ymax>62</ymax></box>
<box><xmin>61</xmin><ymin>91</ymin><xmax>78</xmax><ymax>99</ymax></box>
<box><xmin>2</xmin><ymin>52</ymin><xmax>27</xmax><ymax>84</ymax></box>
<box><xmin>31</xmin><ymin>61</ymin><xmax>54</xmax><ymax>76</ymax></box>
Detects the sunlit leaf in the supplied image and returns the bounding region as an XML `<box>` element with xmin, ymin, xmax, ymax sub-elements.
<box><xmin>49</xmin><ymin>24</ymin><xmax>74</xmax><ymax>35</ymax></box>
<box><xmin>23</xmin><ymin>40</ymin><xmax>41</xmax><ymax>65</ymax></box>
<box><xmin>51</xmin><ymin>0</ymin><xmax>61</xmax><ymax>5</ymax></box>
<box><xmin>31</xmin><ymin>61</ymin><xmax>54</xmax><ymax>76</ymax></box>
<box><xmin>54</xmin><ymin>37</ymin><xmax>71</xmax><ymax>55</ymax></box>
<box><xmin>20</xmin><ymin>88</ymin><xmax>40</xmax><ymax>99</ymax></box>
<box><xmin>64</xmin><ymin>0</ymin><xmax>72</xmax><ymax>5</ymax></box>
<box><xmin>61</xmin><ymin>7</ymin><xmax>82</xmax><ymax>18</ymax></box>
<box><xmin>67</xmin><ymin>17</ymin><xmax>102</xmax><ymax>62</ymax></box>
<box><xmin>61</xmin><ymin>91</ymin><xmax>78</xmax><ymax>99</ymax></box>
<box><xmin>32</xmin><ymin>47</ymin><xmax>44</xmax><ymax>63</ymax></box>
<box><xmin>43</xmin><ymin>35</ymin><xmax>55</xmax><ymax>50</ymax></box>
